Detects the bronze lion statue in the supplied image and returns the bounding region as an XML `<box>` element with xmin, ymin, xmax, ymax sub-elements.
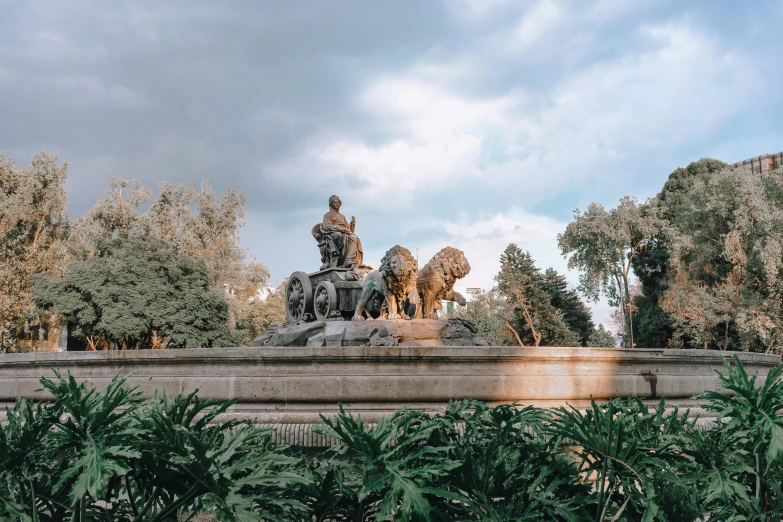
<box><xmin>415</xmin><ymin>247</ymin><xmax>471</xmax><ymax>319</ymax></box>
<box><xmin>353</xmin><ymin>245</ymin><xmax>419</xmax><ymax>321</ymax></box>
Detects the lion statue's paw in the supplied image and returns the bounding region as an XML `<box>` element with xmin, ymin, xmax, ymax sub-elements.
<box><xmin>352</xmin><ymin>316</ymin><xmax>365</xmax><ymax>322</ymax></box>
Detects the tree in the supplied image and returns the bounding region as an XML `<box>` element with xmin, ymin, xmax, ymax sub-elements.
<box><xmin>33</xmin><ymin>234</ymin><xmax>237</xmax><ymax>350</ymax></box>
<box><xmin>558</xmin><ymin>197</ymin><xmax>661</xmax><ymax>348</ymax></box>
<box><xmin>68</xmin><ymin>177</ymin><xmax>270</xmax><ymax>345</ymax></box>
<box><xmin>541</xmin><ymin>268</ymin><xmax>595</xmax><ymax>346</ymax></box>
<box><xmin>0</xmin><ymin>151</ymin><xmax>69</xmax><ymax>352</ymax></box>
<box><xmin>586</xmin><ymin>324</ymin><xmax>616</xmax><ymax>347</ymax></box>
<box><xmin>658</xmin><ymin>167</ymin><xmax>783</xmax><ymax>353</ymax></box>
<box><xmin>145</xmin><ymin>179</ymin><xmax>266</xmax><ymax>289</ymax></box>
<box><xmin>233</xmin><ymin>279</ymin><xmax>288</xmax><ymax>345</ymax></box>
<box><xmin>659</xmin><ymin>262</ymin><xmax>732</xmax><ymax>350</ymax></box>
<box><xmin>496</xmin><ymin>245</ymin><xmax>580</xmax><ymax>347</ymax></box>
<box><xmin>630</xmin><ymin>158</ymin><xmax>729</xmax><ymax>348</ymax></box>
<box><xmin>446</xmin><ymin>288</ymin><xmax>513</xmax><ymax>346</ymax></box>
<box><xmin>66</xmin><ymin>177</ymin><xmax>151</xmax><ymax>259</ymax></box>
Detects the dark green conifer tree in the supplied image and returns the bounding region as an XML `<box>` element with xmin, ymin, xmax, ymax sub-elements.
<box><xmin>496</xmin><ymin>244</ymin><xmax>580</xmax><ymax>347</ymax></box>
<box><xmin>541</xmin><ymin>267</ymin><xmax>595</xmax><ymax>346</ymax></box>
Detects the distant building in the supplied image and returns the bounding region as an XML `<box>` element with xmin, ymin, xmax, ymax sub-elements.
<box><xmin>437</xmin><ymin>286</ymin><xmax>484</xmax><ymax>316</ymax></box>
<box><xmin>8</xmin><ymin>321</ymin><xmax>68</xmax><ymax>353</ymax></box>
<box><xmin>732</xmin><ymin>151</ymin><xmax>783</xmax><ymax>176</ymax></box>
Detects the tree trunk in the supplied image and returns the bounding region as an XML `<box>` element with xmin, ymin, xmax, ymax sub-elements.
<box><xmin>505</xmin><ymin>319</ymin><xmax>525</xmax><ymax>347</ymax></box>
<box><xmin>724</xmin><ymin>320</ymin><xmax>729</xmax><ymax>351</ymax></box>
<box><xmin>521</xmin><ymin>307</ymin><xmax>541</xmax><ymax>346</ymax></box>
<box><xmin>623</xmin><ymin>275</ymin><xmax>634</xmax><ymax>349</ymax></box>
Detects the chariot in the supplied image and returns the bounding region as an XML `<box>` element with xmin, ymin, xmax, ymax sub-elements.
<box><xmin>285</xmin><ymin>266</ymin><xmax>381</xmax><ymax>323</ymax></box>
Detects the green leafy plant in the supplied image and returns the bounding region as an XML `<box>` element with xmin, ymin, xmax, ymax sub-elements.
<box><xmin>310</xmin><ymin>405</ymin><xmax>465</xmax><ymax>521</ymax></box>
<box><xmin>135</xmin><ymin>389</ymin><xmax>311</xmax><ymax>521</ymax></box>
<box><xmin>0</xmin><ymin>397</ymin><xmax>62</xmax><ymax>521</ymax></box>
<box><xmin>441</xmin><ymin>400</ymin><xmax>589</xmax><ymax>521</ymax></box>
<box><xmin>3</xmin><ymin>361</ymin><xmax>783</xmax><ymax>522</ymax></box>
<box><xmin>0</xmin><ymin>372</ymin><xmax>311</xmax><ymax>522</ymax></box>
<box><xmin>694</xmin><ymin>356</ymin><xmax>783</xmax><ymax>520</ymax></box>
<box><xmin>549</xmin><ymin>398</ymin><xmax>695</xmax><ymax>522</ymax></box>
<box><xmin>40</xmin><ymin>371</ymin><xmax>148</xmax><ymax>521</ymax></box>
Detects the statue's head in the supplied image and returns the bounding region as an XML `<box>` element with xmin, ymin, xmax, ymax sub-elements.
<box><xmin>430</xmin><ymin>247</ymin><xmax>471</xmax><ymax>280</ymax></box>
<box><xmin>380</xmin><ymin>245</ymin><xmax>418</xmax><ymax>283</ymax></box>
<box><xmin>329</xmin><ymin>195</ymin><xmax>342</xmax><ymax>211</ymax></box>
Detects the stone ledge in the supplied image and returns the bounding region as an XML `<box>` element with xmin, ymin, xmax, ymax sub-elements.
<box><xmin>0</xmin><ymin>346</ymin><xmax>778</xmax><ymax>365</ymax></box>
<box><xmin>0</xmin><ymin>347</ymin><xmax>777</xmax><ymax>408</ymax></box>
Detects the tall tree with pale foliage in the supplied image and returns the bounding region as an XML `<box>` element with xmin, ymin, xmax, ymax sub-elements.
<box><xmin>0</xmin><ymin>151</ymin><xmax>69</xmax><ymax>352</ymax></box>
<box><xmin>630</xmin><ymin>158</ymin><xmax>728</xmax><ymax>348</ymax></box>
<box><xmin>558</xmin><ymin>196</ymin><xmax>661</xmax><ymax>348</ymax></box>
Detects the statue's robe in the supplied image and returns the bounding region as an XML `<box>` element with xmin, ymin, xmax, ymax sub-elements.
<box><xmin>320</xmin><ymin>210</ymin><xmax>364</xmax><ymax>267</ymax></box>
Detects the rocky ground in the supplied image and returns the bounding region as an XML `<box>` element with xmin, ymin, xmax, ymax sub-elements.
<box><xmin>253</xmin><ymin>317</ymin><xmax>489</xmax><ymax>347</ymax></box>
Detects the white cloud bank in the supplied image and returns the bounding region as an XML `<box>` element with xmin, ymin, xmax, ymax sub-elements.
<box><xmin>265</xmin><ymin>15</ymin><xmax>764</xmax><ymax>211</ymax></box>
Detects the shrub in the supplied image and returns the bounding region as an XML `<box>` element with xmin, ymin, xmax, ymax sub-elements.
<box><xmin>0</xmin><ymin>372</ymin><xmax>309</xmax><ymax>521</ymax></box>
<box><xmin>1</xmin><ymin>357</ymin><xmax>781</xmax><ymax>521</ymax></box>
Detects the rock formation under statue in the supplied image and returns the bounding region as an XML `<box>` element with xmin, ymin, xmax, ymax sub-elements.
<box><xmin>254</xmin><ymin>318</ymin><xmax>488</xmax><ymax>347</ymax></box>
<box><xmin>273</xmin><ymin>195</ymin><xmax>487</xmax><ymax>347</ymax></box>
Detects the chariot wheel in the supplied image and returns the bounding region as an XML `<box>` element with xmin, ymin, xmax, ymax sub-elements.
<box><xmin>285</xmin><ymin>271</ymin><xmax>314</xmax><ymax>323</ymax></box>
<box><xmin>313</xmin><ymin>281</ymin><xmax>338</xmax><ymax>321</ymax></box>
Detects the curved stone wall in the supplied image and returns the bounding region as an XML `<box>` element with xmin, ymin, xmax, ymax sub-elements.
<box><xmin>0</xmin><ymin>347</ymin><xmax>778</xmax><ymax>428</ymax></box>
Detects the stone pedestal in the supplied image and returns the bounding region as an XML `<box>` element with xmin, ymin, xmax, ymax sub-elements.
<box><xmin>253</xmin><ymin>318</ymin><xmax>489</xmax><ymax>347</ymax></box>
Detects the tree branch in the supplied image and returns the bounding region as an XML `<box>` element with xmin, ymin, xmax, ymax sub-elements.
<box><xmin>505</xmin><ymin>319</ymin><xmax>525</xmax><ymax>347</ymax></box>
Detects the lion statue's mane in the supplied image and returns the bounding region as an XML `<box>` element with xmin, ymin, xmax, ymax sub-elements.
<box><xmin>353</xmin><ymin>245</ymin><xmax>419</xmax><ymax>321</ymax></box>
<box><xmin>415</xmin><ymin>246</ymin><xmax>471</xmax><ymax>319</ymax></box>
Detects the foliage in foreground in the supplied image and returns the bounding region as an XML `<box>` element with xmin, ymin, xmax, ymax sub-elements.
<box><xmin>1</xmin><ymin>357</ymin><xmax>782</xmax><ymax>521</ymax></box>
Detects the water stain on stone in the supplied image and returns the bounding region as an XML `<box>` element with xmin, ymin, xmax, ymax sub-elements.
<box><xmin>641</xmin><ymin>372</ymin><xmax>658</xmax><ymax>399</ymax></box>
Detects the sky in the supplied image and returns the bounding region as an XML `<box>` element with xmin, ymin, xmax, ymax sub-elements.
<box><xmin>1</xmin><ymin>0</ymin><xmax>782</xmax><ymax>327</ymax></box>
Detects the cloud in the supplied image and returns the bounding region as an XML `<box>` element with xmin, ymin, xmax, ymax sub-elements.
<box><xmin>261</xmin><ymin>16</ymin><xmax>767</xmax><ymax>220</ymax></box>
<box><xmin>516</xmin><ymin>0</ymin><xmax>563</xmax><ymax>48</ymax></box>
<box><xmin>446</xmin><ymin>0</ymin><xmax>520</xmax><ymax>21</ymax></box>
<box><xmin>264</xmin><ymin>77</ymin><xmax>521</xmax><ymax>204</ymax></box>
<box><xmin>415</xmin><ymin>208</ymin><xmax>569</xmax><ymax>290</ymax></box>
<box><xmin>1</xmin><ymin>0</ymin><xmax>782</xmax><ymax>337</ymax></box>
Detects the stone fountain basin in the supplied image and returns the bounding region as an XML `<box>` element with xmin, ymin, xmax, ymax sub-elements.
<box><xmin>0</xmin><ymin>346</ymin><xmax>778</xmax><ymax>445</ymax></box>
